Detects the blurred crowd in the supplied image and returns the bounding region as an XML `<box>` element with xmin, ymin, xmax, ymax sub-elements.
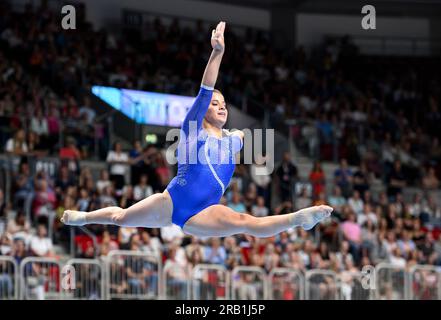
<box><xmin>0</xmin><ymin>0</ymin><xmax>441</xmax><ymax>300</ymax></box>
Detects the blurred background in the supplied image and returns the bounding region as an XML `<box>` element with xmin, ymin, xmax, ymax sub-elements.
<box><xmin>0</xmin><ymin>0</ymin><xmax>441</xmax><ymax>300</ymax></box>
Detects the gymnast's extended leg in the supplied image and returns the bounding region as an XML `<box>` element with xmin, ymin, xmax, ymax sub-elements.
<box><xmin>183</xmin><ymin>204</ymin><xmax>333</xmax><ymax>238</ymax></box>
<box><xmin>61</xmin><ymin>191</ymin><xmax>173</xmax><ymax>228</ymax></box>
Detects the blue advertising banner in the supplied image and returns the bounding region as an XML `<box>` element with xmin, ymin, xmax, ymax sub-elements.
<box><xmin>92</xmin><ymin>86</ymin><xmax>195</xmax><ymax>127</ymax></box>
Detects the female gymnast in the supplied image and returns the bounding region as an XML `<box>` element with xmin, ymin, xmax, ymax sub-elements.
<box><xmin>61</xmin><ymin>21</ymin><xmax>333</xmax><ymax>237</ymax></box>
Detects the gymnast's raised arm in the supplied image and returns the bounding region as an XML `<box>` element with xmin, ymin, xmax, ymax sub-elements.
<box><xmin>201</xmin><ymin>21</ymin><xmax>225</xmax><ymax>89</ymax></box>
<box><xmin>181</xmin><ymin>21</ymin><xmax>226</xmax><ymax>134</ymax></box>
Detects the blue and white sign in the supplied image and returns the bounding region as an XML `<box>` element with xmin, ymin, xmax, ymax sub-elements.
<box><xmin>92</xmin><ymin>86</ymin><xmax>195</xmax><ymax>127</ymax></box>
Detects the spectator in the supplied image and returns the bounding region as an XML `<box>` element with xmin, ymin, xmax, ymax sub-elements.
<box><xmin>11</xmin><ymin>238</ymin><xmax>27</xmax><ymax>265</ymax></box>
<box><xmin>421</xmin><ymin>196</ymin><xmax>441</xmax><ymax>224</ymax></box>
<box><xmin>250</xmin><ymin>155</ymin><xmax>272</xmax><ymax>203</ymax></box>
<box><xmin>389</xmin><ymin>247</ymin><xmax>406</xmax><ymax>267</ymax></box>
<box><xmin>327</xmin><ymin>186</ymin><xmax>346</xmax><ymax>216</ymax></box>
<box><xmin>27</xmin><ymin>131</ymin><xmax>46</xmax><ymax>155</ymax></box>
<box><xmin>96</xmin><ymin>169</ymin><xmax>112</xmax><ymax>194</ymax></box>
<box><xmin>139</xmin><ymin>229</ymin><xmax>162</xmax><ymax>258</ymax></box>
<box><xmin>309</xmin><ymin>161</ymin><xmax>325</xmax><ymax>200</ymax></box>
<box><xmin>6</xmin><ymin>211</ymin><xmax>30</xmax><ymax>241</ymax></box>
<box><xmin>32</xmin><ymin>178</ymin><xmax>56</xmax><ymax>219</ymax></box>
<box><xmin>227</xmin><ymin>192</ymin><xmax>246</xmax><ymax>213</ymax></box>
<box><xmin>120</xmin><ymin>185</ymin><xmax>136</xmax><ymax>208</ymax></box>
<box><xmin>117</xmin><ymin>226</ymin><xmax>138</xmax><ymax>250</ymax></box>
<box><xmin>353</xmin><ymin>162</ymin><xmax>371</xmax><ymax>197</ymax></box>
<box><xmin>204</xmin><ymin>238</ymin><xmax>227</xmax><ymax>265</ymax></box>
<box><xmin>58</xmin><ymin>137</ymin><xmax>81</xmax><ymax>177</ymax></box>
<box><xmin>12</xmin><ymin>162</ymin><xmax>33</xmax><ymax>209</ymax></box>
<box><xmin>99</xmin><ymin>185</ymin><xmax>118</xmax><ymax>207</ymax></box>
<box><xmin>46</xmin><ymin>105</ymin><xmax>60</xmax><ymax>151</ymax></box>
<box><xmin>30</xmin><ymin>109</ymin><xmax>48</xmax><ymax>140</ymax></box>
<box><xmin>422</xmin><ymin>167</ymin><xmax>439</xmax><ymax>190</ymax></box>
<box><xmin>341</xmin><ymin>212</ymin><xmax>362</xmax><ymax>264</ymax></box>
<box><xmin>29</xmin><ymin>224</ymin><xmax>54</xmax><ymax>257</ymax></box>
<box><xmin>334</xmin><ymin>158</ymin><xmax>353</xmax><ymax>197</ymax></box>
<box><xmin>5</xmin><ymin>129</ymin><xmax>28</xmax><ymax>155</ymax></box>
<box><xmin>295</xmin><ymin>187</ymin><xmax>312</xmax><ymax>210</ymax></box>
<box><xmin>155</xmin><ymin>151</ymin><xmax>171</xmax><ymax>191</ymax></box>
<box><xmin>276</xmin><ymin>152</ymin><xmax>298</xmax><ymax>202</ymax></box>
<box><xmin>99</xmin><ymin>230</ymin><xmax>119</xmax><ymax>259</ymax></box>
<box><xmin>357</xmin><ymin>204</ymin><xmax>377</xmax><ymax>226</ymax></box>
<box><xmin>133</xmin><ymin>174</ymin><xmax>153</xmax><ymax>201</ymax></box>
<box><xmin>251</xmin><ymin>196</ymin><xmax>269</xmax><ymax>217</ymax></box>
<box><xmin>164</xmin><ymin>244</ymin><xmax>189</xmax><ymax>299</ymax></box>
<box><xmin>129</xmin><ymin>140</ymin><xmax>145</xmax><ymax>185</ymax></box>
<box><xmin>55</xmin><ymin>166</ymin><xmax>75</xmax><ymax>194</ymax></box>
<box><xmin>185</xmin><ymin>236</ymin><xmax>204</xmax><ymax>262</ymax></box>
<box><xmin>360</xmin><ymin>219</ymin><xmax>377</xmax><ymax>261</ymax></box>
<box><xmin>125</xmin><ymin>234</ymin><xmax>157</xmax><ymax>295</ymax></box>
<box><xmin>348</xmin><ymin>190</ymin><xmax>364</xmax><ymax>216</ymax></box>
<box><xmin>387</xmin><ymin>160</ymin><xmax>406</xmax><ymax>199</ymax></box>
<box><xmin>397</xmin><ymin>230</ymin><xmax>416</xmax><ymax>259</ymax></box>
<box><xmin>78</xmin><ymin>97</ymin><xmax>96</xmax><ymax>125</ymax></box>
<box><xmin>0</xmin><ymin>233</ymin><xmax>12</xmax><ymax>255</ymax></box>
<box><xmin>76</xmin><ymin>188</ymin><xmax>91</xmax><ymax>211</ymax></box>
<box><xmin>106</xmin><ymin>142</ymin><xmax>129</xmax><ymax>191</ymax></box>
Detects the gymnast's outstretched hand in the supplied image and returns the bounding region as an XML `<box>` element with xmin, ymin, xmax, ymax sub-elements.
<box><xmin>211</xmin><ymin>21</ymin><xmax>225</xmax><ymax>53</ymax></box>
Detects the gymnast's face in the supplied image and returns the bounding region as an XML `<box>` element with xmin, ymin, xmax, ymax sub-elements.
<box><xmin>205</xmin><ymin>91</ymin><xmax>228</xmax><ymax>128</ymax></box>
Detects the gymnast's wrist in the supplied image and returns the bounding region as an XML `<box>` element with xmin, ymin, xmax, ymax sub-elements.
<box><xmin>212</xmin><ymin>47</ymin><xmax>225</xmax><ymax>55</ymax></box>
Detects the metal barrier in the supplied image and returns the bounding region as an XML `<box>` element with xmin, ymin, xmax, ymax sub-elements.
<box><xmin>305</xmin><ymin>270</ymin><xmax>339</xmax><ymax>300</ymax></box>
<box><xmin>4</xmin><ymin>252</ymin><xmax>441</xmax><ymax>300</ymax></box>
<box><xmin>268</xmin><ymin>268</ymin><xmax>304</xmax><ymax>300</ymax></box>
<box><xmin>375</xmin><ymin>263</ymin><xmax>407</xmax><ymax>300</ymax></box>
<box><xmin>163</xmin><ymin>261</ymin><xmax>191</xmax><ymax>300</ymax></box>
<box><xmin>19</xmin><ymin>257</ymin><xmax>61</xmax><ymax>300</ymax></box>
<box><xmin>339</xmin><ymin>271</ymin><xmax>373</xmax><ymax>300</ymax></box>
<box><xmin>63</xmin><ymin>259</ymin><xmax>105</xmax><ymax>300</ymax></box>
<box><xmin>191</xmin><ymin>264</ymin><xmax>230</xmax><ymax>300</ymax></box>
<box><xmin>408</xmin><ymin>265</ymin><xmax>441</xmax><ymax>300</ymax></box>
<box><xmin>106</xmin><ymin>250</ymin><xmax>161</xmax><ymax>300</ymax></box>
<box><xmin>0</xmin><ymin>256</ymin><xmax>19</xmax><ymax>300</ymax></box>
<box><xmin>231</xmin><ymin>266</ymin><xmax>267</xmax><ymax>300</ymax></box>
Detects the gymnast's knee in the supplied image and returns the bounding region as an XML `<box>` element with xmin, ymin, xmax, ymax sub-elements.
<box><xmin>110</xmin><ymin>207</ymin><xmax>127</xmax><ymax>225</ymax></box>
<box><xmin>238</xmin><ymin>213</ymin><xmax>258</xmax><ymax>234</ymax></box>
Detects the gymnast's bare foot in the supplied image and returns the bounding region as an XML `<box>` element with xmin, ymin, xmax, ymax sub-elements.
<box><xmin>291</xmin><ymin>205</ymin><xmax>333</xmax><ymax>230</ymax></box>
<box><xmin>61</xmin><ymin>210</ymin><xmax>87</xmax><ymax>226</ymax></box>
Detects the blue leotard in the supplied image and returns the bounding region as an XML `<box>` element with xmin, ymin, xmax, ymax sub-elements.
<box><xmin>166</xmin><ymin>85</ymin><xmax>243</xmax><ymax>228</ymax></box>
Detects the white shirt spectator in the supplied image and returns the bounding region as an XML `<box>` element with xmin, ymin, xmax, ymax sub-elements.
<box><xmin>348</xmin><ymin>197</ymin><xmax>364</xmax><ymax>215</ymax></box>
<box><xmin>409</xmin><ymin>202</ymin><xmax>423</xmax><ymax>218</ymax></box>
<box><xmin>29</xmin><ymin>235</ymin><xmax>53</xmax><ymax>257</ymax></box>
<box><xmin>30</xmin><ymin>118</ymin><xmax>49</xmax><ymax>136</ymax></box>
<box><xmin>357</xmin><ymin>212</ymin><xmax>378</xmax><ymax>226</ymax></box>
<box><xmin>5</xmin><ymin>138</ymin><xmax>28</xmax><ymax>153</ymax></box>
<box><xmin>141</xmin><ymin>238</ymin><xmax>162</xmax><ymax>258</ymax></box>
<box><xmin>119</xmin><ymin>227</ymin><xmax>137</xmax><ymax>246</ymax></box>
<box><xmin>96</xmin><ymin>179</ymin><xmax>112</xmax><ymax>194</ymax></box>
<box><xmin>299</xmin><ymin>95</ymin><xmax>317</xmax><ymax>112</ymax></box>
<box><xmin>134</xmin><ymin>184</ymin><xmax>153</xmax><ymax>201</ymax></box>
<box><xmin>389</xmin><ymin>254</ymin><xmax>406</xmax><ymax>268</ymax></box>
<box><xmin>164</xmin><ymin>256</ymin><xmax>188</xmax><ymax>280</ymax></box>
<box><xmin>106</xmin><ymin>151</ymin><xmax>129</xmax><ymax>175</ymax></box>
<box><xmin>79</xmin><ymin>106</ymin><xmax>96</xmax><ymax>125</ymax></box>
